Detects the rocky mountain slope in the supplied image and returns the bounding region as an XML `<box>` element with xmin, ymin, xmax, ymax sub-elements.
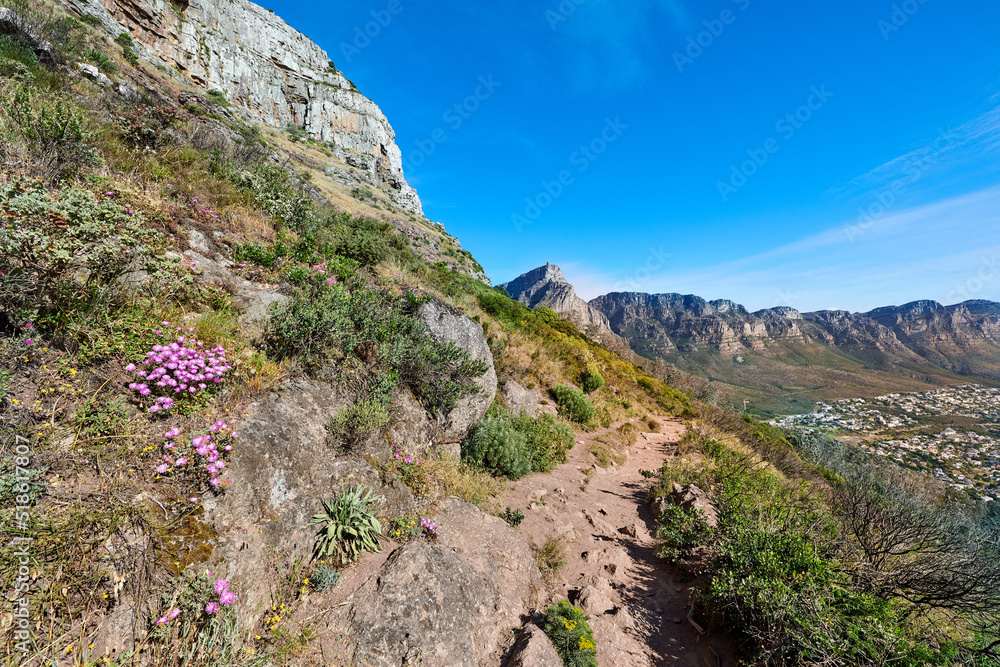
<box><xmin>501</xmin><ymin>266</ymin><xmax>1000</xmax><ymax>414</ymax></box>
<box><xmin>57</xmin><ymin>0</ymin><xmax>422</xmax><ymax>213</ymax></box>
<box><xmin>502</xmin><ymin>263</ymin><xmax>624</xmax><ymax>347</ymax></box>
<box><xmin>591</xmin><ymin>291</ymin><xmax>1000</xmax><ymax>413</ymax></box>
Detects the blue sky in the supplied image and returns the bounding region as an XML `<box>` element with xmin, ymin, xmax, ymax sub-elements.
<box><xmin>270</xmin><ymin>0</ymin><xmax>1000</xmax><ymax>313</ymax></box>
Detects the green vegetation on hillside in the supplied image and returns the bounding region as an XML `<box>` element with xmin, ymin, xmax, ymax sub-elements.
<box><xmin>651</xmin><ymin>411</ymin><xmax>1000</xmax><ymax>666</ymax></box>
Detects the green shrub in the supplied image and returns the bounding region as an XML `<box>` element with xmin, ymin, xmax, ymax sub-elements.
<box><xmin>310</xmin><ymin>564</ymin><xmax>341</xmax><ymax>592</ymax></box>
<box><xmin>551</xmin><ymin>385</ymin><xmax>594</xmax><ymax>423</ymax></box>
<box><xmin>499</xmin><ymin>507</ymin><xmax>524</xmax><ymax>528</ymax></box>
<box><xmin>0</xmin><ymin>180</ymin><xmax>159</xmax><ymax>318</ymax></box>
<box><xmin>206</xmin><ymin>89</ymin><xmax>229</xmax><ymax>106</ymax></box>
<box><xmin>231</xmin><ymin>165</ymin><xmax>313</xmax><ymax>229</ymax></box>
<box><xmin>308</xmin><ymin>486</ymin><xmax>383</xmax><ymax>566</ymax></box>
<box><xmin>579</xmin><ymin>367</ymin><xmax>604</xmax><ymax>394</ymax></box>
<box><xmin>541</xmin><ymin>601</ymin><xmax>597</xmax><ymax>667</ymax></box>
<box><xmin>462</xmin><ymin>417</ymin><xmax>531</xmax><ymax>479</ymax></box>
<box><xmin>5</xmin><ymin>87</ymin><xmax>95</xmax><ymax>179</ymax></box>
<box><xmin>656</xmin><ymin>503</ymin><xmax>714</xmax><ymax>562</ymax></box>
<box><xmin>327</xmin><ymin>398</ymin><xmax>390</xmax><ymax>446</ymax></box>
<box><xmin>263</xmin><ymin>282</ymin><xmax>354</xmax><ymax>362</ymax></box>
<box><xmin>84</xmin><ymin>47</ymin><xmax>116</xmax><ymax>72</ymax></box>
<box><xmin>513</xmin><ymin>413</ymin><xmax>574</xmax><ymax>473</ymax></box>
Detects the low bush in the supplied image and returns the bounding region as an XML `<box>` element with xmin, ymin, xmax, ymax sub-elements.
<box><xmin>499</xmin><ymin>507</ymin><xmax>524</xmax><ymax>528</ymax></box>
<box><xmin>327</xmin><ymin>397</ymin><xmax>390</xmax><ymax>447</ymax></box>
<box><xmin>309</xmin><ymin>563</ymin><xmax>340</xmax><ymax>592</ymax></box>
<box><xmin>0</xmin><ymin>180</ymin><xmax>159</xmax><ymax>322</ymax></box>
<box><xmin>514</xmin><ymin>413</ymin><xmax>574</xmax><ymax>473</ymax></box>
<box><xmin>5</xmin><ymin>87</ymin><xmax>95</xmax><ymax>178</ymax></box>
<box><xmin>541</xmin><ymin>601</ymin><xmax>597</xmax><ymax>667</ymax></box>
<box><xmin>551</xmin><ymin>384</ymin><xmax>594</xmax><ymax>423</ymax></box>
<box><xmin>84</xmin><ymin>47</ymin><xmax>116</xmax><ymax>72</ymax></box>
<box><xmin>462</xmin><ymin>416</ymin><xmax>531</xmax><ymax>479</ymax></box>
<box><xmin>579</xmin><ymin>367</ymin><xmax>604</xmax><ymax>394</ymax></box>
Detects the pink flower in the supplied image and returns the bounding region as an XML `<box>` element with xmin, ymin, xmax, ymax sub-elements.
<box><xmin>168</xmin><ymin>608</ymin><xmax>181</xmax><ymax>620</ymax></box>
<box><xmin>125</xmin><ymin>363</ymin><xmax>137</xmax><ymax>372</ymax></box>
<box><xmin>156</xmin><ymin>464</ymin><xmax>169</xmax><ymax>474</ymax></box>
<box><xmin>174</xmin><ymin>457</ymin><xmax>188</xmax><ymax>466</ymax></box>
<box><xmin>214</xmin><ymin>579</ymin><xmax>229</xmax><ymax>595</ymax></box>
<box><xmin>156</xmin><ymin>615</ymin><xmax>169</xmax><ymax>626</ymax></box>
<box><xmin>189</xmin><ymin>497</ymin><xmax>198</xmax><ymax>503</ymax></box>
<box><xmin>219</xmin><ymin>590</ymin><xmax>236</xmax><ymax>605</ymax></box>
<box><xmin>205</xmin><ymin>601</ymin><xmax>219</xmax><ymax>614</ymax></box>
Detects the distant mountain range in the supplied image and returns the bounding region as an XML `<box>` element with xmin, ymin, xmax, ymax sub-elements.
<box><xmin>503</xmin><ymin>264</ymin><xmax>1000</xmax><ymax>415</ymax></box>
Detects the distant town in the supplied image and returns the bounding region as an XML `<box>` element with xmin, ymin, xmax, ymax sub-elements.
<box><xmin>774</xmin><ymin>385</ymin><xmax>1000</xmax><ymax>501</ymax></box>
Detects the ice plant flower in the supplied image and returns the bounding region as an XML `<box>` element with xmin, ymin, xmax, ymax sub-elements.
<box><xmin>205</xmin><ymin>601</ymin><xmax>219</xmax><ymax>615</ymax></box>
<box><xmin>214</xmin><ymin>579</ymin><xmax>229</xmax><ymax>595</ymax></box>
<box><xmin>219</xmin><ymin>590</ymin><xmax>236</xmax><ymax>605</ymax></box>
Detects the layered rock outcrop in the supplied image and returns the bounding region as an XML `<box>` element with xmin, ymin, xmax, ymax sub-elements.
<box><xmin>57</xmin><ymin>0</ymin><xmax>422</xmax><ymax>213</ymax></box>
<box><xmin>590</xmin><ymin>290</ymin><xmax>1000</xmax><ymax>380</ymax></box>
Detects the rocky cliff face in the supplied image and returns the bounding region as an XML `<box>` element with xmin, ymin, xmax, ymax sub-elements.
<box><xmin>58</xmin><ymin>0</ymin><xmax>422</xmax><ymax>213</ymax></box>
<box><xmin>501</xmin><ymin>263</ymin><xmax>624</xmax><ymax>346</ymax></box>
<box><xmin>591</xmin><ymin>291</ymin><xmax>1000</xmax><ymax>380</ymax></box>
<box><xmin>590</xmin><ymin>292</ymin><xmax>811</xmax><ymax>356</ymax></box>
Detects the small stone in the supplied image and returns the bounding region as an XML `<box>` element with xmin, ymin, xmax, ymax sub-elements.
<box><xmin>618</xmin><ymin>524</ymin><xmax>637</xmax><ymax>538</ymax></box>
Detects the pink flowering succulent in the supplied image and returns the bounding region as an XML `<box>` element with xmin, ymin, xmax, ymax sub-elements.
<box><xmin>154</xmin><ymin>421</ymin><xmax>233</xmax><ymax>489</ymax></box>
<box><xmin>125</xmin><ymin>324</ymin><xmax>231</xmax><ymax>413</ymax></box>
<box><xmin>420</xmin><ymin>518</ymin><xmax>439</xmax><ymax>538</ymax></box>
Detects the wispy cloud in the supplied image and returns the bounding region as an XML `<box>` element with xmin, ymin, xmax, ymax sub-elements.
<box><xmin>564</xmin><ymin>184</ymin><xmax>1000</xmax><ymax>312</ymax></box>
<box><xmin>830</xmin><ymin>104</ymin><xmax>1000</xmax><ymax>203</ymax></box>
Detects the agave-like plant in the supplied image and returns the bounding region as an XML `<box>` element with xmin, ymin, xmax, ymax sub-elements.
<box><xmin>308</xmin><ymin>485</ymin><xmax>383</xmax><ymax>565</ymax></box>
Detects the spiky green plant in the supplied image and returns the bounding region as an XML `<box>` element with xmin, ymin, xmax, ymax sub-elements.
<box><xmin>308</xmin><ymin>486</ymin><xmax>383</xmax><ymax>565</ymax></box>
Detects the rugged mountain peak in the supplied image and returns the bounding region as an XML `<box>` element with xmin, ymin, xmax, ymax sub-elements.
<box><xmin>58</xmin><ymin>0</ymin><xmax>422</xmax><ymax>213</ymax></box>
<box><xmin>501</xmin><ymin>264</ymin><xmax>622</xmax><ymax>346</ymax></box>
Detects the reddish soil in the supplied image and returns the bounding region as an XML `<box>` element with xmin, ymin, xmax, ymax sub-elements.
<box><xmin>502</xmin><ymin>417</ymin><xmax>733</xmax><ymax>667</ymax></box>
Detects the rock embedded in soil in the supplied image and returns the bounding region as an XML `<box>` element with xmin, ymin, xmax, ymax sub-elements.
<box><xmin>506</xmin><ymin>623</ymin><xmax>562</xmax><ymax>667</ymax></box>
<box><xmin>418</xmin><ymin>298</ymin><xmax>498</xmax><ymax>442</ymax></box>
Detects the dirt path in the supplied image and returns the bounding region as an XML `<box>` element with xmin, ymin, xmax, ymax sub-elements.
<box><xmin>502</xmin><ymin>417</ymin><xmax>730</xmax><ymax>667</ymax></box>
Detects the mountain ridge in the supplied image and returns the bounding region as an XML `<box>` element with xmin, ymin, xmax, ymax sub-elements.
<box><xmin>503</xmin><ymin>264</ymin><xmax>1000</xmax><ymax>413</ymax></box>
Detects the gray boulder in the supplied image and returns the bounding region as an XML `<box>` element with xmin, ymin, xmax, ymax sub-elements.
<box><xmin>202</xmin><ymin>381</ymin><xmax>407</xmax><ymax>620</ymax></box>
<box><xmin>345</xmin><ymin>499</ymin><xmax>540</xmax><ymax>666</ymax></box>
<box><xmin>671</xmin><ymin>483</ymin><xmax>720</xmax><ymax>528</ymax></box>
<box><xmin>506</xmin><ymin>624</ymin><xmax>562</xmax><ymax>667</ymax></box>
<box><xmin>501</xmin><ymin>379</ymin><xmax>539</xmax><ymax>418</ymax></box>
<box><xmin>417</xmin><ymin>299</ymin><xmax>497</xmax><ymax>441</ymax></box>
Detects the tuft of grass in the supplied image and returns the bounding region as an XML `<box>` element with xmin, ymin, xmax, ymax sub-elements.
<box><xmin>534</xmin><ymin>536</ymin><xmax>567</xmax><ymax>585</ymax></box>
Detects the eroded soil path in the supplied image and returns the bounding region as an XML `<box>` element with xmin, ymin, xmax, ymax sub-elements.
<box><xmin>502</xmin><ymin>417</ymin><xmax>731</xmax><ymax>667</ymax></box>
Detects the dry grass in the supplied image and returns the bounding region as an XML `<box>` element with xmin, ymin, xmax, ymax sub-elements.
<box><xmin>534</xmin><ymin>536</ymin><xmax>567</xmax><ymax>586</ymax></box>
<box><xmin>419</xmin><ymin>450</ymin><xmax>507</xmax><ymax>513</ymax></box>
